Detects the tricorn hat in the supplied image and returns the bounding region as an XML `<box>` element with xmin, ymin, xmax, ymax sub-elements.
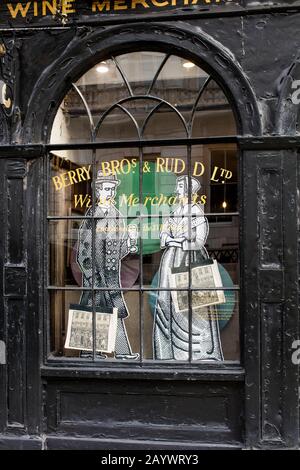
<box><xmin>94</xmin><ymin>169</ymin><xmax>120</xmax><ymax>187</ymax></box>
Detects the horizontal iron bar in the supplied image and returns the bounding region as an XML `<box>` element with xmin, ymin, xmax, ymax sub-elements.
<box><xmin>47</xmin><ymin>286</ymin><xmax>240</xmax><ymax>291</ymax></box>
<box><xmin>47</xmin><ymin>136</ymin><xmax>238</xmax><ymax>149</ymax></box>
<box><xmin>47</xmin><ymin>213</ymin><xmax>239</xmax><ymax>220</ymax></box>
<box><xmin>1</xmin><ymin>136</ymin><xmax>300</xmax><ymax>156</ymax></box>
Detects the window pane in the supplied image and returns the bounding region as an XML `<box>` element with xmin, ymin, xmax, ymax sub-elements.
<box><xmin>151</xmin><ymin>54</ymin><xmax>209</xmax><ymax>122</ymax></box>
<box><xmin>95</xmin><ymin>106</ymin><xmax>140</xmax><ymax>142</ymax></box>
<box><xmin>50</xmin><ymin>289</ymin><xmax>92</xmax><ymax>357</ymax></box>
<box><xmin>218</xmin><ymin>290</ymin><xmax>240</xmax><ymax>361</ymax></box>
<box><xmin>141</xmin><ymin>148</ymin><xmax>187</xmax><ymax>286</ymax></box>
<box><xmin>50</xmin><ymin>58</ymin><xmax>130</xmax><ymax>145</ymax></box>
<box><xmin>151</xmin><ymin>289</ymin><xmax>190</xmax><ymax>362</ymax></box>
<box><xmin>191</xmin><ymin>144</ymin><xmax>239</xmax><ymax>214</ymax></box>
<box><xmin>191</xmin><ymin>80</ymin><xmax>237</xmax><ymax>137</ymax></box>
<box><xmin>76</xmin><ymin>58</ymin><xmax>129</xmax><ymax>106</ymax></box>
<box><xmin>116</xmin><ymin>51</ymin><xmax>166</xmax><ymax>96</ymax></box>
<box><xmin>49</xmin><ymin>219</ymin><xmax>85</xmax><ymax>288</ymax></box>
<box><xmin>51</xmin><ymin>92</ymin><xmax>93</xmax><ymax>144</ymax></box>
<box><xmin>206</xmin><ymin>215</ymin><xmax>240</xmax><ymax>284</ymax></box>
<box><xmin>90</xmin><ymin>217</ymin><xmax>140</xmax><ymax>289</ymax></box>
<box><xmin>144</xmin><ymin>286</ymin><xmax>240</xmax><ymax>362</ymax></box>
<box><xmin>95</xmin><ymin>148</ymin><xmax>140</xmax><ymax>218</ymax></box>
<box><xmin>50</xmin><ymin>289</ymin><xmax>140</xmax><ymax>360</ymax></box>
<box><xmin>142</xmin><ymin>104</ymin><xmax>187</xmax><ymax>139</ymax></box>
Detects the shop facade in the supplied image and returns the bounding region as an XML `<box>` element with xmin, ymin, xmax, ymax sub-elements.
<box><xmin>0</xmin><ymin>0</ymin><xmax>299</xmax><ymax>450</ymax></box>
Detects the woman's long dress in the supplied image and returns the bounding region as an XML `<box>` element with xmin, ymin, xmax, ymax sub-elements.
<box><xmin>153</xmin><ymin>203</ymin><xmax>224</xmax><ymax>361</ymax></box>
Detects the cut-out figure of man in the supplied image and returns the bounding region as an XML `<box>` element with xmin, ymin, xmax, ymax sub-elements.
<box><xmin>77</xmin><ymin>170</ymin><xmax>139</xmax><ymax>360</ymax></box>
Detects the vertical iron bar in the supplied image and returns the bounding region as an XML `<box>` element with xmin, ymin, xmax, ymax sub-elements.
<box><xmin>91</xmin><ymin>144</ymin><xmax>96</xmax><ymax>360</ymax></box>
<box><xmin>139</xmin><ymin>147</ymin><xmax>144</xmax><ymax>365</ymax></box>
<box><xmin>238</xmin><ymin>143</ymin><xmax>243</xmax><ymax>366</ymax></box>
<box><xmin>112</xmin><ymin>56</ymin><xmax>133</xmax><ymax>97</ymax></box>
<box><xmin>147</xmin><ymin>53</ymin><xmax>170</xmax><ymax>95</ymax></box>
<box><xmin>45</xmin><ymin>151</ymin><xmax>50</xmax><ymax>359</ymax></box>
<box><xmin>188</xmin><ymin>76</ymin><xmax>211</xmax><ymax>138</ymax></box>
<box><xmin>224</xmin><ymin>150</ymin><xmax>227</xmax><ymax>213</ymax></box>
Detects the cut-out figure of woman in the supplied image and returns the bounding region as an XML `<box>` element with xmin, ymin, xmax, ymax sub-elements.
<box><xmin>153</xmin><ymin>175</ymin><xmax>224</xmax><ymax>361</ymax></box>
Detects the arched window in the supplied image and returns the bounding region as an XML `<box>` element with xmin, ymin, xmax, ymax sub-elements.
<box><xmin>49</xmin><ymin>50</ymin><xmax>240</xmax><ymax>363</ymax></box>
